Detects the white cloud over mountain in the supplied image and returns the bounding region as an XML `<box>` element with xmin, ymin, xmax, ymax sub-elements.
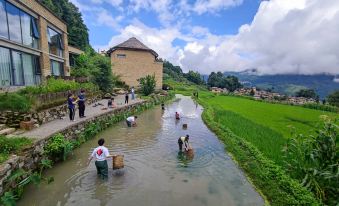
<box><xmin>89</xmin><ymin>0</ymin><xmax>339</xmax><ymax>75</ymax></box>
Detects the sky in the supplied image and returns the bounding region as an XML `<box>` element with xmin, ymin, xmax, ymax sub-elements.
<box><xmin>70</xmin><ymin>0</ymin><xmax>339</xmax><ymax>75</ymax></box>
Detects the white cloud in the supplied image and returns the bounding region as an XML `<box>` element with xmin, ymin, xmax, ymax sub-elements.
<box><xmin>193</xmin><ymin>0</ymin><xmax>244</xmax><ymax>14</ymax></box>
<box><xmin>178</xmin><ymin>0</ymin><xmax>339</xmax><ymax>74</ymax></box>
<box><xmin>94</xmin><ymin>0</ymin><xmax>339</xmax><ymax>75</ymax></box>
<box><xmin>96</xmin><ymin>9</ymin><xmax>123</xmax><ymax>29</ymax></box>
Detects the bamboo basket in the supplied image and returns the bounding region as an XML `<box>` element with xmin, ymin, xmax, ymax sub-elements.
<box><xmin>186</xmin><ymin>149</ymin><xmax>194</xmax><ymax>159</ymax></box>
<box><xmin>112</xmin><ymin>155</ymin><xmax>124</xmax><ymax>170</ymax></box>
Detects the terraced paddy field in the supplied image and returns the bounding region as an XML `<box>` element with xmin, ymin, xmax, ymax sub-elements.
<box><xmin>200</xmin><ymin>94</ymin><xmax>338</xmax><ymax>164</ymax></box>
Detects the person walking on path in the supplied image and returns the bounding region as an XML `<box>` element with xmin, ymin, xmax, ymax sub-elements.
<box><xmin>78</xmin><ymin>89</ymin><xmax>86</xmax><ymax>118</ymax></box>
<box><xmin>125</xmin><ymin>92</ymin><xmax>129</xmax><ymax>104</ymax></box>
<box><xmin>67</xmin><ymin>93</ymin><xmax>77</xmax><ymax>122</ymax></box>
<box><xmin>126</xmin><ymin>115</ymin><xmax>137</xmax><ymax>127</ymax></box>
<box><xmin>131</xmin><ymin>87</ymin><xmax>135</xmax><ymax>100</ymax></box>
<box><xmin>87</xmin><ymin>138</ymin><xmax>114</xmax><ymax>179</ymax></box>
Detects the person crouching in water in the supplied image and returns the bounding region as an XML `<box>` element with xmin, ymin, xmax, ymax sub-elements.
<box><xmin>175</xmin><ymin>112</ymin><xmax>180</xmax><ymax>120</ymax></box>
<box><xmin>178</xmin><ymin>135</ymin><xmax>190</xmax><ymax>152</ymax></box>
<box><xmin>126</xmin><ymin>115</ymin><xmax>137</xmax><ymax>127</ymax></box>
<box><xmin>87</xmin><ymin>138</ymin><xmax>114</xmax><ymax>179</ymax></box>
<box><xmin>108</xmin><ymin>97</ymin><xmax>115</xmax><ymax>108</ymax></box>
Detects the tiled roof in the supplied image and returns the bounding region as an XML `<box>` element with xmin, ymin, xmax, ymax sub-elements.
<box><xmin>107</xmin><ymin>37</ymin><xmax>158</xmax><ymax>57</ymax></box>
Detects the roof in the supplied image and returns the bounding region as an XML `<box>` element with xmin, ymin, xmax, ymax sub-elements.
<box><xmin>107</xmin><ymin>37</ymin><xmax>159</xmax><ymax>57</ymax></box>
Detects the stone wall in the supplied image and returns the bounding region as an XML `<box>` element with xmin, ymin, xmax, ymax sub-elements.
<box><xmin>0</xmin><ymin>95</ymin><xmax>100</xmax><ymax>128</ymax></box>
<box><xmin>110</xmin><ymin>49</ymin><xmax>163</xmax><ymax>89</ymax></box>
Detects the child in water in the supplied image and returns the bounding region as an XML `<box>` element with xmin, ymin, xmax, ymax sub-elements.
<box><xmin>87</xmin><ymin>138</ymin><xmax>115</xmax><ymax>179</ymax></box>
<box><xmin>175</xmin><ymin>112</ymin><xmax>180</xmax><ymax>120</ymax></box>
<box><xmin>108</xmin><ymin>97</ymin><xmax>115</xmax><ymax>108</ymax></box>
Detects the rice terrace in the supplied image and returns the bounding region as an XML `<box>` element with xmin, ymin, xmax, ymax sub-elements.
<box><xmin>0</xmin><ymin>0</ymin><xmax>338</xmax><ymax>206</ymax></box>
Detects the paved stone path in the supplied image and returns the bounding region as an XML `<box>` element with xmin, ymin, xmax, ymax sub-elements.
<box><xmin>22</xmin><ymin>95</ymin><xmax>144</xmax><ymax>140</ymax></box>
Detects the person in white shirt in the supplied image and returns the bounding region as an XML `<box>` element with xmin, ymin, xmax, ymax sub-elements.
<box><xmin>87</xmin><ymin>138</ymin><xmax>114</xmax><ymax>179</ymax></box>
<box><xmin>178</xmin><ymin>135</ymin><xmax>190</xmax><ymax>152</ymax></box>
<box><xmin>126</xmin><ymin>115</ymin><xmax>137</xmax><ymax>127</ymax></box>
<box><xmin>131</xmin><ymin>87</ymin><xmax>135</xmax><ymax>100</ymax></box>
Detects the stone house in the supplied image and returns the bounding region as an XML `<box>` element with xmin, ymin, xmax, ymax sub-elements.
<box><xmin>0</xmin><ymin>0</ymin><xmax>80</xmax><ymax>89</ymax></box>
<box><xmin>107</xmin><ymin>37</ymin><xmax>163</xmax><ymax>89</ymax></box>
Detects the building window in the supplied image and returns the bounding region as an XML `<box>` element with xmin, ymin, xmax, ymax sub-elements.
<box><xmin>50</xmin><ymin>60</ymin><xmax>63</xmax><ymax>76</ymax></box>
<box><xmin>0</xmin><ymin>1</ymin><xmax>39</xmax><ymax>48</ymax></box>
<box><xmin>6</xmin><ymin>2</ymin><xmax>22</xmax><ymax>43</ymax></box>
<box><xmin>117</xmin><ymin>54</ymin><xmax>126</xmax><ymax>58</ymax></box>
<box><xmin>0</xmin><ymin>0</ymin><xmax>8</xmax><ymax>39</ymax></box>
<box><xmin>0</xmin><ymin>46</ymin><xmax>41</xmax><ymax>86</ymax></box>
<box><xmin>48</xmin><ymin>27</ymin><xmax>63</xmax><ymax>57</ymax></box>
<box><xmin>21</xmin><ymin>11</ymin><xmax>39</xmax><ymax>49</ymax></box>
<box><xmin>0</xmin><ymin>47</ymin><xmax>11</xmax><ymax>86</ymax></box>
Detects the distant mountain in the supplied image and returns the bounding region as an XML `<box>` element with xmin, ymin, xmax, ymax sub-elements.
<box><xmin>204</xmin><ymin>71</ymin><xmax>339</xmax><ymax>99</ymax></box>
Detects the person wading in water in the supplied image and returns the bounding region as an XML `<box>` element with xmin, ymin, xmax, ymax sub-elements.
<box><xmin>178</xmin><ymin>135</ymin><xmax>190</xmax><ymax>152</ymax></box>
<box><xmin>87</xmin><ymin>138</ymin><xmax>115</xmax><ymax>179</ymax></box>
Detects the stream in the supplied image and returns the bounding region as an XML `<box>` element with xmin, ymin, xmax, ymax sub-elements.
<box><xmin>18</xmin><ymin>95</ymin><xmax>263</xmax><ymax>206</ymax></box>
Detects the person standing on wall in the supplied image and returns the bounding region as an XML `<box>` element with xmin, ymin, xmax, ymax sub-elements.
<box><xmin>67</xmin><ymin>93</ymin><xmax>78</xmax><ymax>122</ymax></box>
<box><xmin>125</xmin><ymin>92</ymin><xmax>129</xmax><ymax>104</ymax></box>
<box><xmin>78</xmin><ymin>89</ymin><xmax>86</xmax><ymax>118</ymax></box>
<box><xmin>131</xmin><ymin>87</ymin><xmax>135</xmax><ymax>100</ymax></box>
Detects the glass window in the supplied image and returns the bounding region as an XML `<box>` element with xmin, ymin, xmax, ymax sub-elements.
<box><xmin>117</xmin><ymin>54</ymin><xmax>126</xmax><ymax>58</ymax></box>
<box><xmin>0</xmin><ymin>47</ymin><xmax>11</xmax><ymax>86</ymax></box>
<box><xmin>0</xmin><ymin>0</ymin><xmax>8</xmax><ymax>39</ymax></box>
<box><xmin>22</xmin><ymin>53</ymin><xmax>35</xmax><ymax>85</ymax></box>
<box><xmin>48</xmin><ymin>27</ymin><xmax>63</xmax><ymax>57</ymax></box>
<box><xmin>6</xmin><ymin>2</ymin><xmax>22</xmax><ymax>43</ymax></box>
<box><xmin>21</xmin><ymin>11</ymin><xmax>33</xmax><ymax>48</ymax></box>
<box><xmin>50</xmin><ymin>60</ymin><xmax>63</xmax><ymax>76</ymax></box>
<box><xmin>11</xmin><ymin>50</ymin><xmax>24</xmax><ymax>85</ymax></box>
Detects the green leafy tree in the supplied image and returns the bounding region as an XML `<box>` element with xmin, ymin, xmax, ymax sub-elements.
<box><xmin>184</xmin><ymin>70</ymin><xmax>204</xmax><ymax>85</ymax></box>
<box><xmin>223</xmin><ymin>75</ymin><xmax>242</xmax><ymax>92</ymax></box>
<box><xmin>296</xmin><ymin>89</ymin><xmax>318</xmax><ymax>99</ymax></box>
<box><xmin>39</xmin><ymin>0</ymin><xmax>89</xmax><ymax>50</ymax></box>
<box><xmin>207</xmin><ymin>71</ymin><xmax>224</xmax><ymax>88</ymax></box>
<box><xmin>327</xmin><ymin>90</ymin><xmax>339</xmax><ymax>107</ymax></box>
<box><xmin>91</xmin><ymin>55</ymin><xmax>113</xmax><ymax>93</ymax></box>
<box><xmin>138</xmin><ymin>74</ymin><xmax>156</xmax><ymax>96</ymax></box>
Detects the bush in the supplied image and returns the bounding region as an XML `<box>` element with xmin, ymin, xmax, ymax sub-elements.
<box><xmin>44</xmin><ymin>134</ymin><xmax>73</xmax><ymax>161</ymax></box>
<box><xmin>19</xmin><ymin>78</ymin><xmax>97</xmax><ymax>95</ymax></box>
<box><xmin>0</xmin><ymin>136</ymin><xmax>32</xmax><ymax>163</ymax></box>
<box><xmin>283</xmin><ymin>117</ymin><xmax>338</xmax><ymax>205</ymax></box>
<box><xmin>138</xmin><ymin>74</ymin><xmax>156</xmax><ymax>96</ymax></box>
<box><xmin>0</xmin><ymin>93</ymin><xmax>31</xmax><ymax>112</ymax></box>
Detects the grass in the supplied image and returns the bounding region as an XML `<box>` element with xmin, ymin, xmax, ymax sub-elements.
<box><xmin>0</xmin><ymin>93</ymin><xmax>32</xmax><ymax>112</ymax></box>
<box><xmin>204</xmin><ymin>95</ymin><xmax>338</xmax><ymax>139</ymax></box>
<box><xmin>0</xmin><ymin>135</ymin><xmax>33</xmax><ymax>163</ymax></box>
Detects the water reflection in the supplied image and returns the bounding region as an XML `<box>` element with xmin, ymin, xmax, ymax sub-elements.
<box><xmin>18</xmin><ymin>95</ymin><xmax>263</xmax><ymax>206</ymax></box>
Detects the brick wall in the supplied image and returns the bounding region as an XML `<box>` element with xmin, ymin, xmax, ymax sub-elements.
<box><xmin>111</xmin><ymin>49</ymin><xmax>163</xmax><ymax>89</ymax></box>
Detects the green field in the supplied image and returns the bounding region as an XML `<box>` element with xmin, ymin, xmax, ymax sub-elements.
<box><xmin>201</xmin><ymin>95</ymin><xmax>338</xmax><ymax>164</ymax></box>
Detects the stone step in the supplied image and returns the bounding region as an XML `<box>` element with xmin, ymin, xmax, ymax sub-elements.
<box><xmin>0</xmin><ymin>128</ymin><xmax>16</xmax><ymax>136</ymax></box>
<box><xmin>0</xmin><ymin>124</ymin><xmax>6</xmax><ymax>130</ymax></box>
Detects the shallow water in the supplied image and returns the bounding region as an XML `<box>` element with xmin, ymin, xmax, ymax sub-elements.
<box><xmin>18</xmin><ymin>95</ymin><xmax>263</xmax><ymax>206</ymax></box>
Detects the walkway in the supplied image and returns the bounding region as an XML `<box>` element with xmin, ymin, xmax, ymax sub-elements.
<box><xmin>22</xmin><ymin>95</ymin><xmax>144</xmax><ymax>140</ymax></box>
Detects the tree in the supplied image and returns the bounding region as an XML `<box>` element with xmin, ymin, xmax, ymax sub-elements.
<box><xmin>184</xmin><ymin>70</ymin><xmax>204</xmax><ymax>85</ymax></box>
<box><xmin>207</xmin><ymin>72</ymin><xmax>224</xmax><ymax>88</ymax></box>
<box><xmin>39</xmin><ymin>0</ymin><xmax>89</xmax><ymax>50</ymax></box>
<box><xmin>295</xmin><ymin>89</ymin><xmax>318</xmax><ymax>99</ymax></box>
<box><xmin>223</xmin><ymin>75</ymin><xmax>242</xmax><ymax>92</ymax></box>
<box><xmin>91</xmin><ymin>55</ymin><xmax>113</xmax><ymax>93</ymax></box>
<box><xmin>327</xmin><ymin>90</ymin><xmax>339</xmax><ymax>107</ymax></box>
<box><xmin>138</xmin><ymin>74</ymin><xmax>156</xmax><ymax>96</ymax></box>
